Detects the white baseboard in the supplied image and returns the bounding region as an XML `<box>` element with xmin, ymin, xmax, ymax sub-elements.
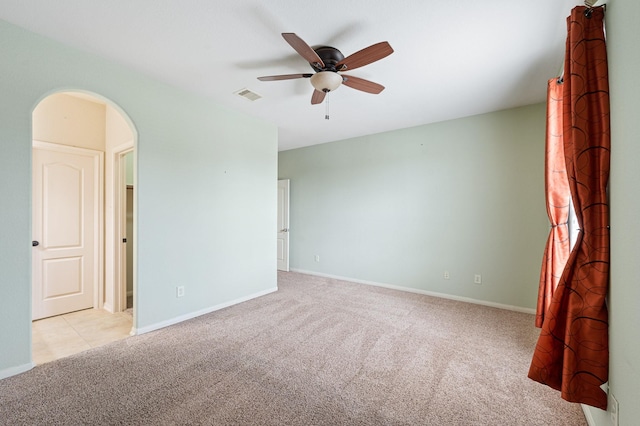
<box><xmin>290</xmin><ymin>269</ymin><xmax>536</xmax><ymax>315</ymax></box>
<box><xmin>133</xmin><ymin>286</ymin><xmax>278</xmax><ymax>335</ymax></box>
<box><xmin>0</xmin><ymin>362</ymin><xmax>34</xmax><ymax>380</ymax></box>
<box><xmin>102</xmin><ymin>302</ymin><xmax>114</xmax><ymax>314</ymax></box>
<box><xmin>582</xmin><ymin>404</ymin><xmax>596</xmax><ymax>426</ymax></box>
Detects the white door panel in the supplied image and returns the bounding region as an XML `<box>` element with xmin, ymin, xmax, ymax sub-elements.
<box><xmin>43</xmin><ymin>257</ymin><xmax>82</xmax><ymax>298</ymax></box>
<box><xmin>43</xmin><ymin>162</ymin><xmax>83</xmax><ymax>247</ymax></box>
<box><xmin>32</xmin><ymin>142</ymin><xmax>102</xmax><ymax>320</ymax></box>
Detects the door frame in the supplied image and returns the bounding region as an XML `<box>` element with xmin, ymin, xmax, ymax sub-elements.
<box><xmin>109</xmin><ymin>142</ymin><xmax>134</xmax><ymax>314</ymax></box>
<box><xmin>277</xmin><ymin>179</ymin><xmax>290</xmax><ymax>271</ymax></box>
<box><xmin>32</xmin><ymin>140</ymin><xmax>104</xmax><ymax>316</ymax></box>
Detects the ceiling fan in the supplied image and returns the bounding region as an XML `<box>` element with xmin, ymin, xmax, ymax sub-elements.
<box><xmin>257</xmin><ymin>33</ymin><xmax>394</xmax><ymax>106</ymax></box>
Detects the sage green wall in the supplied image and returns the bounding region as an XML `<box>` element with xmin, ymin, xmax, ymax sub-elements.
<box><xmin>586</xmin><ymin>0</ymin><xmax>640</xmax><ymax>424</ymax></box>
<box><xmin>0</xmin><ymin>20</ymin><xmax>277</xmax><ymax>376</ymax></box>
<box><xmin>279</xmin><ymin>103</ymin><xmax>548</xmax><ymax>309</ymax></box>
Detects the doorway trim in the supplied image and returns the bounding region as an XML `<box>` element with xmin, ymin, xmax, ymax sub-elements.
<box><xmin>31</xmin><ymin>88</ymin><xmax>138</xmax><ymax>318</ymax></box>
<box><xmin>109</xmin><ymin>143</ymin><xmax>134</xmax><ymax>314</ymax></box>
<box><xmin>277</xmin><ymin>179</ymin><xmax>290</xmax><ymax>271</ymax></box>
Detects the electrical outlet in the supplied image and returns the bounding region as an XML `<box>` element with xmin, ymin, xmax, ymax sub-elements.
<box><xmin>176</xmin><ymin>286</ymin><xmax>185</xmax><ymax>298</ymax></box>
<box><xmin>610</xmin><ymin>394</ymin><xmax>619</xmax><ymax>426</ymax></box>
<box><xmin>444</xmin><ymin>271</ymin><xmax>450</xmax><ymax>280</ymax></box>
<box><xmin>314</xmin><ymin>255</ymin><xmax>320</xmax><ymax>262</ymax></box>
<box><xmin>474</xmin><ymin>274</ymin><xmax>482</xmax><ymax>284</ymax></box>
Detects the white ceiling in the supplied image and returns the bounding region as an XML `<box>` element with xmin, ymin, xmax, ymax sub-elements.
<box><xmin>0</xmin><ymin>0</ymin><xmax>580</xmax><ymax>151</ymax></box>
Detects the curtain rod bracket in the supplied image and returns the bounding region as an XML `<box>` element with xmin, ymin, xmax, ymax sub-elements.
<box><xmin>584</xmin><ymin>1</ymin><xmax>607</xmax><ymax>18</ymax></box>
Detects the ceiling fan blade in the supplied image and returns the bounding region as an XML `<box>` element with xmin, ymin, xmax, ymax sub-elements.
<box><xmin>336</xmin><ymin>42</ymin><xmax>394</xmax><ymax>71</ymax></box>
<box><xmin>342</xmin><ymin>75</ymin><xmax>385</xmax><ymax>94</ymax></box>
<box><xmin>258</xmin><ymin>73</ymin><xmax>312</xmax><ymax>81</ymax></box>
<box><xmin>311</xmin><ymin>90</ymin><xmax>326</xmax><ymax>105</ymax></box>
<box><xmin>282</xmin><ymin>33</ymin><xmax>325</xmax><ymax>68</ymax></box>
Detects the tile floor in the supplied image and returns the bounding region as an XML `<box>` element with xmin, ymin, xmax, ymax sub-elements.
<box><xmin>32</xmin><ymin>308</ymin><xmax>133</xmax><ymax>365</ymax></box>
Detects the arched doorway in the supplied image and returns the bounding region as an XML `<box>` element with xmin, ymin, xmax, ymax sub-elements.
<box><xmin>31</xmin><ymin>91</ymin><xmax>137</xmax><ymax>364</ymax></box>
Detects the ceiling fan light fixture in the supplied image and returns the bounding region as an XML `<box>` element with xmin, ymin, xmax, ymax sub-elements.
<box><xmin>310</xmin><ymin>71</ymin><xmax>342</xmax><ymax>92</ymax></box>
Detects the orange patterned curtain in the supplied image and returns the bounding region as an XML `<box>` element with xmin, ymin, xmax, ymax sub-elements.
<box><xmin>528</xmin><ymin>6</ymin><xmax>610</xmax><ymax>409</ymax></box>
<box><xmin>535</xmin><ymin>79</ymin><xmax>571</xmax><ymax>328</ymax></box>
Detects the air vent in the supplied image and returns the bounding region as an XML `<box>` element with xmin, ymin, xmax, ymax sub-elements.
<box><xmin>234</xmin><ymin>88</ymin><xmax>262</xmax><ymax>101</ymax></box>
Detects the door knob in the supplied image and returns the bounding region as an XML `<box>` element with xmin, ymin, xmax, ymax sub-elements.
<box><xmin>280</xmin><ymin>228</ymin><xmax>289</xmax><ymax>233</ymax></box>
<box><xmin>32</xmin><ymin>241</ymin><xmax>39</xmax><ymax>247</ymax></box>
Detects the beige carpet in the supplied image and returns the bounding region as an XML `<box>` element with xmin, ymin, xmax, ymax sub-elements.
<box><xmin>0</xmin><ymin>272</ymin><xmax>586</xmax><ymax>425</ymax></box>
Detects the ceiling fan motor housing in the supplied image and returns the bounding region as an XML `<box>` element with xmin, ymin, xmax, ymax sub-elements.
<box><xmin>256</xmin><ymin>33</ymin><xmax>392</xmax><ymax>104</ymax></box>
<box><xmin>311</xmin><ymin>46</ymin><xmax>345</xmax><ymax>72</ymax></box>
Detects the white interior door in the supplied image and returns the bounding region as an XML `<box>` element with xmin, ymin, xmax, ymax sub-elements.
<box><xmin>277</xmin><ymin>179</ymin><xmax>290</xmax><ymax>271</ymax></box>
<box><xmin>32</xmin><ymin>142</ymin><xmax>103</xmax><ymax>320</ymax></box>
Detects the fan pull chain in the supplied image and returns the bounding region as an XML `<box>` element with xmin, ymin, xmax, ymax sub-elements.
<box><xmin>325</xmin><ymin>92</ymin><xmax>330</xmax><ymax>120</ymax></box>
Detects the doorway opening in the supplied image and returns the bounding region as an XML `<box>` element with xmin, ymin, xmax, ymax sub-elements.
<box><xmin>277</xmin><ymin>179</ymin><xmax>290</xmax><ymax>272</ymax></box>
<box><xmin>31</xmin><ymin>91</ymin><xmax>137</xmax><ymax>364</ymax></box>
<box><xmin>115</xmin><ymin>149</ymin><xmax>135</xmax><ymax>313</ymax></box>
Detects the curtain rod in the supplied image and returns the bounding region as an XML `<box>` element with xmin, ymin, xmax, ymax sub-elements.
<box><xmin>584</xmin><ymin>0</ymin><xmax>608</xmax><ymax>7</ymax></box>
<box><xmin>583</xmin><ymin>1</ymin><xmax>607</xmax><ymax>20</ymax></box>
<box><xmin>557</xmin><ymin>1</ymin><xmax>608</xmax><ymax>84</ymax></box>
